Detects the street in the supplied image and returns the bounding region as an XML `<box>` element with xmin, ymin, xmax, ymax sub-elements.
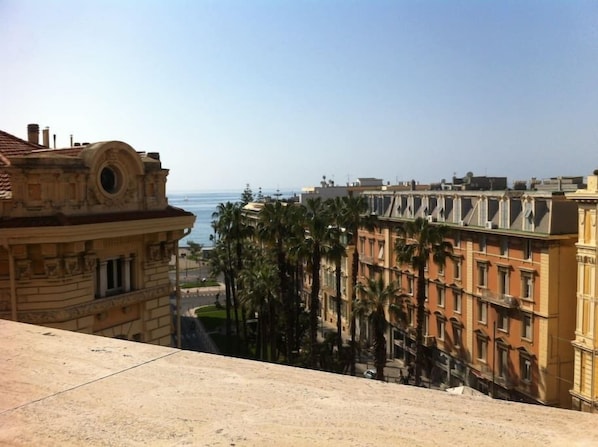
<box><xmin>177</xmin><ymin>287</ymin><xmax>222</xmax><ymax>315</ymax></box>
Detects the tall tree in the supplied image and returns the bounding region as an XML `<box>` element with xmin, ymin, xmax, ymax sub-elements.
<box><xmin>326</xmin><ymin>197</ymin><xmax>348</xmax><ymax>353</ymax></box>
<box><xmin>302</xmin><ymin>197</ymin><xmax>333</xmax><ymax>367</ymax></box>
<box><xmin>211</xmin><ymin>201</ymin><xmax>252</xmax><ymax>353</ymax></box>
<box><xmin>241</xmin><ymin>184</ymin><xmax>254</xmax><ymax>206</ymax></box>
<box><xmin>209</xmin><ymin>240</ymin><xmax>233</xmax><ymax>348</ymax></box>
<box><xmin>285</xmin><ymin>207</ymin><xmax>311</xmax><ymax>359</ymax></box>
<box><xmin>354</xmin><ymin>276</ymin><xmax>402</xmax><ymax>381</ymax></box>
<box><xmin>238</xmin><ymin>248</ymin><xmax>278</xmax><ymax>361</ymax></box>
<box><xmin>342</xmin><ymin>195</ymin><xmax>377</xmax><ymax>375</ymax></box>
<box><xmin>257</xmin><ymin>200</ymin><xmax>302</xmax><ymax>362</ymax></box>
<box><xmin>395</xmin><ymin>217</ymin><xmax>453</xmax><ymax>386</ymax></box>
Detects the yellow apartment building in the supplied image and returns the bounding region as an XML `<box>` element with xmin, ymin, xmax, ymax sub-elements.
<box><xmin>359</xmin><ymin>183</ymin><xmax>579</xmax><ymax>408</ymax></box>
<box><xmin>319</xmin><ymin>243</ymin><xmax>355</xmax><ymax>337</ymax></box>
<box><xmin>0</xmin><ymin>125</ymin><xmax>195</xmax><ymax>346</ymax></box>
<box><xmin>567</xmin><ymin>171</ymin><xmax>598</xmax><ymax>411</ymax></box>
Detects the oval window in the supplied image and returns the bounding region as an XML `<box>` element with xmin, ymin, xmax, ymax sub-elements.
<box><xmin>100</xmin><ymin>166</ymin><xmax>121</xmax><ymax>194</ymax></box>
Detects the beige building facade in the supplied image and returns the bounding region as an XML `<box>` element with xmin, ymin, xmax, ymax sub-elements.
<box><xmin>567</xmin><ymin>172</ymin><xmax>598</xmax><ymax>411</ymax></box>
<box><xmin>0</xmin><ymin>126</ymin><xmax>194</xmax><ymax>346</ymax></box>
<box><xmin>359</xmin><ymin>187</ymin><xmax>578</xmax><ymax>407</ymax></box>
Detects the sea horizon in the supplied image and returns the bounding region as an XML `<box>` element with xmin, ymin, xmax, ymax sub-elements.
<box><xmin>168</xmin><ymin>188</ymin><xmax>299</xmax><ymax>249</ymax></box>
<box><xmin>168</xmin><ymin>186</ymin><xmax>303</xmax><ymax>195</ymax></box>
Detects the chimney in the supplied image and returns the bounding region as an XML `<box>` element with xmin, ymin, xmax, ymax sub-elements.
<box><xmin>27</xmin><ymin>124</ymin><xmax>39</xmax><ymax>144</ymax></box>
<box><xmin>42</xmin><ymin>127</ymin><xmax>50</xmax><ymax>148</ymax></box>
<box><xmin>53</xmin><ymin>134</ymin><xmax>56</xmax><ymax>149</ymax></box>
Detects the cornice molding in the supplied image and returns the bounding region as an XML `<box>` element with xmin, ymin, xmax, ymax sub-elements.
<box><xmin>1</xmin><ymin>283</ymin><xmax>170</xmax><ymax>324</ymax></box>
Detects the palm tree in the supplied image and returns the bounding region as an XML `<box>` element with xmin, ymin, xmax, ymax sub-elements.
<box><xmin>257</xmin><ymin>200</ymin><xmax>303</xmax><ymax>362</ymax></box>
<box><xmin>211</xmin><ymin>202</ymin><xmax>242</xmax><ymax>349</ymax></box>
<box><xmin>395</xmin><ymin>217</ymin><xmax>453</xmax><ymax>386</ymax></box>
<box><xmin>302</xmin><ymin>197</ymin><xmax>333</xmax><ymax>367</ymax></box>
<box><xmin>238</xmin><ymin>248</ymin><xmax>278</xmax><ymax>361</ymax></box>
<box><xmin>208</xmin><ymin>240</ymin><xmax>233</xmax><ymax>349</ymax></box>
<box><xmin>342</xmin><ymin>195</ymin><xmax>377</xmax><ymax>375</ymax></box>
<box><xmin>285</xmin><ymin>208</ymin><xmax>311</xmax><ymax>359</ymax></box>
<box><xmin>326</xmin><ymin>197</ymin><xmax>347</xmax><ymax>353</ymax></box>
<box><xmin>354</xmin><ymin>276</ymin><xmax>402</xmax><ymax>381</ymax></box>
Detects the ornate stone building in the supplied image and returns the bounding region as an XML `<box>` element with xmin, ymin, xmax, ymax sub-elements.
<box><xmin>0</xmin><ymin>125</ymin><xmax>195</xmax><ymax>346</ymax></box>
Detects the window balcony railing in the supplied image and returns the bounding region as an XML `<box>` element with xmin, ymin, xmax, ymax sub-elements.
<box><xmin>479</xmin><ymin>363</ymin><xmax>492</xmax><ymax>379</ymax></box>
<box><xmin>450</xmin><ymin>366</ymin><xmax>466</xmax><ymax>379</ymax></box>
<box><xmin>495</xmin><ymin>374</ymin><xmax>515</xmax><ymax>389</ymax></box>
<box><xmin>480</xmin><ymin>290</ymin><xmax>519</xmax><ymax>309</ymax></box>
<box><xmin>478</xmin><ymin>364</ymin><xmax>515</xmax><ymax>389</ymax></box>
<box><xmin>361</xmin><ymin>255</ymin><xmax>374</xmax><ymax>265</ymax></box>
<box><xmin>423</xmin><ymin>335</ymin><xmax>436</xmax><ymax>347</ymax></box>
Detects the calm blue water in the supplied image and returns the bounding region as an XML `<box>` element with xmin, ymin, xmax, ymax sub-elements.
<box><xmin>168</xmin><ymin>189</ymin><xmax>299</xmax><ymax>248</ymax></box>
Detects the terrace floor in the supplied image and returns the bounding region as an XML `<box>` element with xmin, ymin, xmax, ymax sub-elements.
<box><xmin>2</xmin><ymin>319</ymin><xmax>597</xmax><ymax>446</ymax></box>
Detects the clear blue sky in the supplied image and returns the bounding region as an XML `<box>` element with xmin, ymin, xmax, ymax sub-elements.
<box><xmin>2</xmin><ymin>0</ymin><xmax>598</xmax><ymax>192</ymax></box>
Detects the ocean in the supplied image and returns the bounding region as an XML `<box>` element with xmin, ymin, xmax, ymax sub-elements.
<box><xmin>168</xmin><ymin>189</ymin><xmax>299</xmax><ymax>248</ymax></box>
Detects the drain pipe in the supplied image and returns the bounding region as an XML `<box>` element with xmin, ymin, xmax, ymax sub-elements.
<box><xmin>2</xmin><ymin>241</ymin><xmax>17</xmax><ymax>321</ymax></box>
<box><xmin>175</xmin><ymin>243</ymin><xmax>182</xmax><ymax>349</ymax></box>
<box><xmin>176</xmin><ymin>229</ymin><xmax>192</xmax><ymax>349</ymax></box>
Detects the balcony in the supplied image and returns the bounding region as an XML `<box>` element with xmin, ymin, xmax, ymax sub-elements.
<box><xmin>477</xmin><ymin>364</ymin><xmax>515</xmax><ymax>389</ymax></box>
<box><xmin>478</xmin><ymin>363</ymin><xmax>492</xmax><ymax>380</ymax></box>
<box><xmin>423</xmin><ymin>335</ymin><xmax>436</xmax><ymax>347</ymax></box>
<box><xmin>495</xmin><ymin>374</ymin><xmax>515</xmax><ymax>389</ymax></box>
<box><xmin>361</xmin><ymin>255</ymin><xmax>374</xmax><ymax>265</ymax></box>
<box><xmin>450</xmin><ymin>362</ymin><xmax>466</xmax><ymax>379</ymax></box>
<box><xmin>480</xmin><ymin>290</ymin><xmax>519</xmax><ymax>309</ymax></box>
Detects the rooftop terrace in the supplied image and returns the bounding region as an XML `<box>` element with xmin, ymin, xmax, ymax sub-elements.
<box><xmin>2</xmin><ymin>319</ymin><xmax>597</xmax><ymax>446</ymax></box>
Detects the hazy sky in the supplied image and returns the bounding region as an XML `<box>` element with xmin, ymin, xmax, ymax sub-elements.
<box><xmin>2</xmin><ymin>1</ymin><xmax>598</xmax><ymax>192</ymax></box>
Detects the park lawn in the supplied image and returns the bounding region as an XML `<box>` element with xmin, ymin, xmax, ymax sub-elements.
<box><xmin>181</xmin><ymin>279</ymin><xmax>220</xmax><ymax>289</ymax></box>
<box><xmin>195</xmin><ymin>305</ymin><xmax>252</xmax><ymax>357</ymax></box>
<box><xmin>195</xmin><ymin>305</ymin><xmax>226</xmax><ymax>332</ymax></box>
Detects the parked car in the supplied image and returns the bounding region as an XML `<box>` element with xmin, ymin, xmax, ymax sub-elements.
<box><xmin>363</xmin><ymin>369</ymin><xmax>377</xmax><ymax>379</ymax></box>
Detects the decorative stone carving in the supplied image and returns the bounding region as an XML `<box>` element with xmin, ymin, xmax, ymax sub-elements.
<box><xmin>163</xmin><ymin>242</ymin><xmax>175</xmax><ymax>261</ymax></box>
<box><xmin>84</xmin><ymin>254</ymin><xmax>97</xmax><ymax>273</ymax></box>
<box><xmin>63</xmin><ymin>256</ymin><xmax>81</xmax><ymax>276</ymax></box>
<box><xmin>16</xmin><ymin>260</ymin><xmax>32</xmax><ymax>280</ymax></box>
<box><xmin>106</xmin><ymin>149</ymin><xmax>119</xmax><ymax>162</ymax></box>
<box><xmin>1</xmin><ymin>284</ymin><xmax>171</xmax><ymax>324</ymax></box>
<box><xmin>87</xmin><ymin>186</ymin><xmax>100</xmax><ymax>206</ymax></box>
<box><xmin>44</xmin><ymin>258</ymin><xmax>61</xmax><ymax>278</ymax></box>
<box><xmin>576</xmin><ymin>255</ymin><xmax>596</xmax><ymax>264</ymax></box>
<box><xmin>148</xmin><ymin>244</ymin><xmax>162</xmax><ymax>262</ymax></box>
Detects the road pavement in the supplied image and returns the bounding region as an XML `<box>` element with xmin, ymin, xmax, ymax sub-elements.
<box><xmin>177</xmin><ymin>287</ymin><xmax>223</xmax><ymax>315</ymax></box>
<box><xmin>171</xmin><ymin>284</ymin><xmax>224</xmax><ymax>354</ymax></box>
<box><xmin>172</xmin><ymin>283</ymin><xmax>435</xmax><ymax>387</ymax></box>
